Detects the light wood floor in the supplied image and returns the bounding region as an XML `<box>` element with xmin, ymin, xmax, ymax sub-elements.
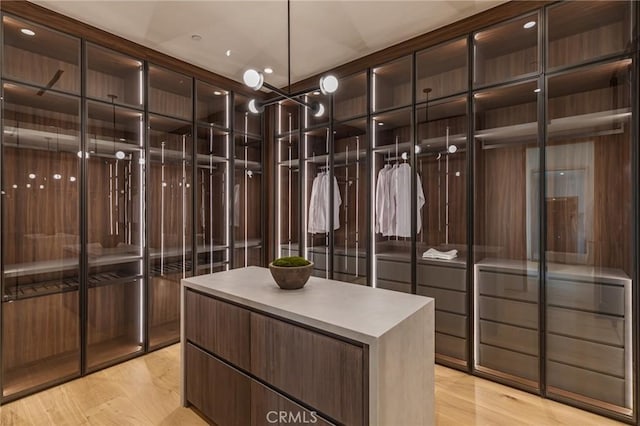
<box><xmin>0</xmin><ymin>344</ymin><xmax>624</xmax><ymax>425</ymax></box>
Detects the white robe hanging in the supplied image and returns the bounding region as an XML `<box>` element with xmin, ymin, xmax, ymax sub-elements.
<box><xmin>308</xmin><ymin>172</ymin><xmax>341</xmax><ymax>233</ymax></box>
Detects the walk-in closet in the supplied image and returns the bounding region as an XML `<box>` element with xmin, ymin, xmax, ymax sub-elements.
<box><xmin>271</xmin><ymin>0</ymin><xmax>637</xmax><ymax>422</ymax></box>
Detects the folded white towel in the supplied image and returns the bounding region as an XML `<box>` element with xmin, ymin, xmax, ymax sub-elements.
<box><xmin>422</xmin><ymin>248</ymin><xmax>458</xmax><ymax>260</ymax></box>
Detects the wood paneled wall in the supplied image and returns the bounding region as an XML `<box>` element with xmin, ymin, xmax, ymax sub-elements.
<box><xmin>3</xmin><ymin>45</ymin><xmax>80</xmax><ymax>93</ymax></box>
<box><xmin>149</xmin><ymin>275</ymin><xmax>180</xmax><ymax>328</ymax></box>
<box><xmin>86</xmin><ymin>281</ymin><xmax>139</xmax><ymax>347</ymax></box>
<box><xmin>3</xmin><ymin>292</ymin><xmax>79</xmax><ymax>369</ymax></box>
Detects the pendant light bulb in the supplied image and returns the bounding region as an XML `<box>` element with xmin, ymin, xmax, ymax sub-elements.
<box><xmin>313</xmin><ymin>102</ymin><xmax>325</xmax><ymax>118</ymax></box>
<box><xmin>248</xmin><ymin>99</ymin><xmax>264</xmax><ymax>114</ymax></box>
<box><xmin>319</xmin><ymin>75</ymin><xmax>339</xmax><ymax>95</ymax></box>
<box><xmin>115</xmin><ymin>150</ymin><xmax>126</xmax><ymax>160</ymax></box>
<box><xmin>448</xmin><ymin>144</ymin><xmax>457</xmax><ymax>154</ymax></box>
<box><xmin>243</xmin><ymin>69</ymin><xmax>264</xmax><ymax>90</ymax></box>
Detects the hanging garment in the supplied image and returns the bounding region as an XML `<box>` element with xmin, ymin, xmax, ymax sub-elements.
<box><xmin>380</xmin><ymin>163</ymin><xmax>426</xmax><ymax>238</ymax></box>
<box><xmin>308</xmin><ymin>172</ymin><xmax>341</xmax><ymax>233</ymax></box>
<box><xmin>233</xmin><ymin>183</ymin><xmax>240</xmax><ymax>227</ymax></box>
<box><xmin>375</xmin><ymin>165</ymin><xmax>391</xmax><ymax>234</ymax></box>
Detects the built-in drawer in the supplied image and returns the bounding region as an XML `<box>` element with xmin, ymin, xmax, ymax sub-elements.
<box><xmin>377</xmin><ymin>259</ymin><xmax>411</xmax><ymax>283</ymax></box>
<box><xmin>478</xmin><ymin>296</ymin><xmax>538</xmax><ymax>329</ymax></box>
<box><xmin>377</xmin><ymin>279</ymin><xmax>411</xmax><ymax>294</ymax></box>
<box><xmin>547</xmin><ymin>306</ymin><xmax>624</xmax><ymax>347</ymax></box>
<box><xmin>479</xmin><ymin>344</ymin><xmax>539</xmax><ymax>382</ymax></box>
<box><xmin>308</xmin><ymin>251</ymin><xmax>328</xmax><ymax>270</ymax></box>
<box><xmin>417</xmin><ymin>264</ymin><xmax>466</xmax><ymax>291</ymax></box>
<box><xmin>547</xmin><ymin>334</ymin><xmax>624</xmax><ymax>378</ymax></box>
<box><xmin>250</xmin><ymin>313</ymin><xmax>365</xmax><ymax>426</ymax></box>
<box><xmin>333</xmin><ymin>254</ymin><xmax>366</xmax><ymax>276</ymax></box>
<box><xmin>477</xmin><ymin>271</ymin><xmax>538</xmax><ymax>303</ymax></box>
<box><xmin>435</xmin><ymin>311</ymin><xmax>467</xmax><ymax>338</ymax></box>
<box><xmin>547</xmin><ymin>279</ymin><xmax>625</xmax><ymax>316</ymax></box>
<box><xmin>417</xmin><ymin>286</ymin><xmax>467</xmax><ymax>315</ymax></box>
<box><xmin>186</xmin><ymin>343</ymin><xmax>251</xmax><ymax>426</ymax></box>
<box><xmin>435</xmin><ymin>332</ymin><xmax>467</xmax><ymax>361</ymax></box>
<box><xmin>480</xmin><ymin>321</ymin><xmax>538</xmax><ymax>356</ymax></box>
<box><xmin>547</xmin><ymin>361</ymin><xmax>626</xmax><ymax>408</ymax></box>
<box><xmin>185</xmin><ymin>290</ymin><xmax>251</xmax><ymax>370</ymax></box>
<box><xmin>251</xmin><ymin>380</ymin><xmax>334</xmax><ymax>426</ymax></box>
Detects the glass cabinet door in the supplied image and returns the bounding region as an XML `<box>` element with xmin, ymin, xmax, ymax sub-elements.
<box><xmin>334</xmin><ymin>71</ymin><xmax>367</xmax><ymax>122</ymax></box>
<box><xmin>416</xmin><ymin>96</ymin><xmax>468</xmax><ymax>366</ymax></box>
<box><xmin>416</xmin><ymin>37</ymin><xmax>468</xmax><ymax>101</ymax></box>
<box><xmin>149</xmin><ymin>65</ymin><xmax>192</xmax><ymax>121</ymax></box>
<box><xmin>86</xmin><ymin>43</ymin><xmax>143</xmax><ymax>108</ymax></box>
<box><xmin>332</xmin><ymin>118</ymin><xmax>368</xmax><ymax>285</ymax></box>
<box><xmin>148</xmin><ymin>115</ymin><xmax>193</xmax><ymax>348</ymax></box>
<box><xmin>1</xmin><ymin>83</ymin><xmax>81</xmax><ymax>398</ymax></box>
<box><xmin>544</xmin><ymin>59</ymin><xmax>633</xmax><ymax>414</ymax></box>
<box><xmin>234</xmin><ymin>99</ymin><xmax>263</xmax><ymax>268</ymax></box>
<box><xmin>372</xmin><ymin>107</ymin><xmax>414</xmax><ymax>293</ymax></box>
<box><xmin>85</xmin><ymin>101</ymin><xmax>144</xmax><ymax>370</ymax></box>
<box><xmin>473</xmin><ymin>80</ymin><xmax>540</xmax><ymax>388</ymax></box>
<box><xmin>372</xmin><ymin>55</ymin><xmax>412</xmax><ymax>112</ymax></box>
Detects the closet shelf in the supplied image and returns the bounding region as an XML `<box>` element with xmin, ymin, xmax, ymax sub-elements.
<box><xmin>196</xmin><ymin>244</ymin><xmax>228</xmax><ymax>254</ymax></box>
<box><xmin>88</xmin><ymin>272</ymin><xmax>142</xmax><ymax>288</ymax></box>
<box><xmin>304</xmin><ymin>150</ymin><xmax>368</xmax><ymax>165</ymax></box>
<box><xmin>4</xmin><ymin>259</ymin><xmax>78</xmax><ymax>278</ymax></box>
<box><xmin>150</xmin><ymin>259</ymin><xmax>193</xmax><ymax>276</ymax></box>
<box><xmin>475</xmin><ymin>108</ymin><xmax>631</xmax><ymax>145</ymax></box>
<box><xmin>3</xmin><ymin>277</ymin><xmax>79</xmax><ymax>301</ymax></box>
<box><xmin>233</xmin><ymin>239</ymin><xmax>262</xmax><ymax>249</ymax></box>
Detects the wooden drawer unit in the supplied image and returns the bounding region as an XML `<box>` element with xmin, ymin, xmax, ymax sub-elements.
<box><xmin>377</xmin><ymin>259</ymin><xmax>411</xmax><ymax>283</ymax></box>
<box><xmin>377</xmin><ymin>279</ymin><xmax>411</xmax><ymax>294</ymax></box>
<box><xmin>185</xmin><ymin>289</ymin><xmax>251</xmax><ymax>370</ymax></box>
<box><xmin>547</xmin><ymin>334</ymin><xmax>624</xmax><ymax>378</ymax></box>
<box><xmin>250</xmin><ymin>313</ymin><xmax>365</xmax><ymax>426</ymax></box>
<box><xmin>417</xmin><ymin>286</ymin><xmax>466</xmax><ymax>315</ymax></box>
<box><xmin>480</xmin><ymin>321</ymin><xmax>538</xmax><ymax>356</ymax></box>
<box><xmin>251</xmin><ymin>380</ymin><xmax>334</xmax><ymax>426</ymax></box>
<box><xmin>478</xmin><ymin>296</ymin><xmax>538</xmax><ymax>329</ymax></box>
<box><xmin>477</xmin><ymin>271</ymin><xmax>538</xmax><ymax>303</ymax></box>
<box><xmin>547</xmin><ymin>306</ymin><xmax>624</xmax><ymax>347</ymax></box>
<box><xmin>479</xmin><ymin>344</ymin><xmax>539</xmax><ymax>382</ymax></box>
<box><xmin>333</xmin><ymin>254</ymin><xmax>366</xmax><ymax>276</ymax></box>
<box><xmin>435</xmin><ymin>333</ymin><xmax>467</xmax><ymax>361</ymax></box>
<box><xmin>417</xmin><ymin>264</ymin><xmax>466</xmax><ymax>291</ymax></box>
<box><xmin>435</xmin><ymin>311</ymin><xmax>466</xmax><ymax>338</ymax></box>
<box><xmin>185</xmin><ymin>343</ymin><xmax>251</xmax><ymax>426</ymax></box>
<box><xmin>547</xmin><ymin>279</ymin><xmax>624</xmax><ymax>316</ymax></box>
<box><xmin>547</xmin><ymin>361</ymin><xmax>626</xmax><ymax>407</ymax></box>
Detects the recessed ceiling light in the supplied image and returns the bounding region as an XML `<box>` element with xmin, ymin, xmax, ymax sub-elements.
<box><xmin>191</xmin><ymin>34</ymin><xmax>202</xmax><ymax>41</ymax></box>
<box><xmin>264</xmin><ymin>67</ymin><xmax>273</xmax><ymax>74</ymax></box>
<box><xmin>39</xmin><ymin>184</ymin><xmax>45</xmax><ymax>189</ymax></box>
<box><xmin>28</xmin><ymin>173</ymin><xmax>36</xmax><ymax>179</ymax></box>
<box><xmin>523</xmin><ymin>21</ymin><xmax>536</xmax><ymax>29</ymax></box>
<box><xmin>312</xmin><ymin>91</ymin><xmax>320</xmax><ymax>96</ymax></box>
<box><xmin>70</xmin><ymin>176</ymin><xmax>77</xmax><ymax>182</ymax></box>
<box><xmin>213</xmin><ymin>91</ymin><xmax>222</xmax><ymax>96</ymax></box>
<box><xmin>20</xmin><ymin>28</ymin><xmax>35</xmax><ymax>36</ymax></box>
<box><xmin>53</xmin><ymin>174</ymin><xmax>62</xmax><ymax>180</ymax></box>
<box><xmin>377</xmin><ymin>122</ymin><xmax>384</xmax><ymax>126</ymax></box>
<box><xmin>534</xmin><ymin>88</ymin><xmax>541</xmax><ymax>93</ymax></box>
<box><xmin>225</xmin><ymin>49</ymin><xmax>232</xmax><ymax>57</ymax></box>
<box><xmin>119</xmin><ymin>138</ymin><xmax>126</xmax><ymax>141</ymax></box>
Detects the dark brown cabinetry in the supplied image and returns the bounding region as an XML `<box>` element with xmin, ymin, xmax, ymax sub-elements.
<box><xmin>184</xmin><ymin>289</ymin><xmax>365</xmax><ymax>425</ymax></box>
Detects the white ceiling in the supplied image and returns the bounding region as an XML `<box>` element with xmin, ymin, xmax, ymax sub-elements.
<box><xmin>31</xmin><ymin>0</ymin><xmax>506</xmax><ymax>89</ymax></box>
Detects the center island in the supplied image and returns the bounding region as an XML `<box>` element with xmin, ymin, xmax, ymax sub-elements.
<box><xmin>181</xmin><ymin>266</ymin><xmax>434</xmax><ymax>426</ymax></box>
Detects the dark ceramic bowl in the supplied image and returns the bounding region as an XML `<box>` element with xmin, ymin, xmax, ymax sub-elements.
<box><xmin>268</xmin><ymin>262</ymin><xmax>314</xmax><ymax>290</ymax></box>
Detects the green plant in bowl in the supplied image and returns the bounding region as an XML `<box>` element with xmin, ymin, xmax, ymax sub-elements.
<box><xmin>268</xmin><ymin>256</ymin><xmax>314</xmax><ymax>289</ymax></box>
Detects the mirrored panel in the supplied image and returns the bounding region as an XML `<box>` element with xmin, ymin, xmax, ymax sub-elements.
<box><xmin>417</xmin><ymin>38</ymin><xmax>468</xmax><ymax>101</ymax></box>
<box><xmin>473</xmin><ymin>80</ymin><xmax>540</xmax><ymax>387</ymax></box>
<box><xmin>149</xmin><ymin>65</ymin><xmax>192</xmax><ymax>120</ymax></box>
<box><xmin>372</xmin><ymin>55</ymin><xmax>412</xmax><ymax>112</ymax></box>
<box><xmin>196</xmin><ymin>81</ymin><xmax>229</xmax><ymax>127</ymax></box>
<box><xmin>196</xmin><ymin>126</ymin><xmax>229</xmax><ymax>274</ymax></box>
<box><xmin>85</xmin><ymin>101</ymin><xmax>144</xmax><ymax>369</ymax></box>
<box><xmin>416</xmin><ymin>96</ymin><xmax>468</xmax><ymax>365</ymax></box>
<box><xmin>86</xmin><ymin>43</ymin><xmax>143</xmax><ymax>108</ymax></box>
<box><xmin>473</xmin><ymin>13</ymin><xmax>540</xmax><ymax>87</ymax></box>
<box><xmin>2</xmin><ymin>15</ymin><xmax>80</xmax><ymax>94</ymax></box>
<box><xmin>1</xmin><ymin>82</ymin><xmax>81</xmax><ymax>396</ymax></box>
<box><xmin>544</xmin><ymin>60</ymin><xmax>633</xmax><ymax>413</ymax></box>
<box><xmin>547</xmin><ymin>1</ymin><xmax>632</xmax><ymax>70</ymax></box>
<box><xmin>148</xmin><ymin>115</ymin><xmax>193</xmax><ymax>348</ymax></box>
<box><xmin>332</xmin><ymin>118</ymin><xmax>368</xmax><ymax>285</ymax></box>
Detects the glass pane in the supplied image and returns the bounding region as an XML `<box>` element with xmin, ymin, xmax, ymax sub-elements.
<box><xmin>372</xmin><ymin>55</ymin><xmax>412</xmax><ymax>112</ymax></box>
<box><xmin>473</xmin><ymin>13</ymin><xmax>539</xmax><ymax>87</ymax></box>
<box><xmin>277</xmin><ymin>133</ymin><xmax>300</xmax><ymax>258</ymax></box>
<box><xmin>303</xmin><ymin>91</ymin><xmax>330</xmax><ymax>128</ymax></box>
<box><xmin>149</xmin><ymin>65</ymin><xmax>192</xmax><ymax>120</ymax></box>
<box><xmin>196</xmin><ymin>126</ymin><xmax>229</xmax><ymax>275</ymax></box>
<box><xmin>547</xmin><ymin>1</ymin><xmax>632</xmax><ymax>70</ymax></box>
<box><xmin>148</xmin><ymin>115</ymin><xmax>193</xmax><ymax>347</ymax></box>
<box><xmin>196</xmin><ymin>81</ymin><xmax>229</xmax><ymax>127</ymax></box>
<box><xmin>332</xmin><ymin>118</ymin><xmax>367</xmax><ymax>285</ymax></box>
<box><xmin>2</xmin><ymin>82</ymin><xmax>80</xmax><ymax>396</ymax></box>
<box><xmin>85</xmin><ymin>102</ymin><xmax>144</xmax><ymax>368</ymax></box>
<box><xmin>276</xmin><ymin>99</ymin><xmax>299</xmax><ymax>136</ymax></box>
<box><xmin>234</xmin><ymin>93</ymin><xmax>262</xmax><ymax>135</ymax></box>
<box><xmin>2</xmin><ymin>16</ymin><xmax>80</xmax><ymax>93</ymax></box>
<box><xmin>304</xmin><ymin>127</ymin><xmax>331</xmax><ymax>278</ymax></box>
<box><xmin>545</xmin><ymin>60</ymin><xmax>633</xmax><ymax>411</ymax></box>
<box><xmin>86</xmin><ymin>43</ymin><xmax>143</xmax><ymax>108</ymax></box>
<box><xmin>416</xmin><ymin>96</ymin><xmax>468</xmax><ymax>364</ymax></box>
<box><xmin>473</xmin><ymin>80</ymin><xmax>540</xmax><ymax>386</ymax></box>
<box><xmin>233</xmin><ymin>134</ymin><xmax>263</xmax><ymax>268</ymax></box>
<box><xmin>372</xmin><ymin>107</ymin><xmax>414</xmax><ymax>294</ymax></box>
<box><xmin>417</xmin><ymin>38</ymin><xmax>468</xmax><ymax>101</ymax></box>
<box><xmin>334</xmin><ymin>71</ymin><xmax>367</xmax><ymax>121</ymax></box>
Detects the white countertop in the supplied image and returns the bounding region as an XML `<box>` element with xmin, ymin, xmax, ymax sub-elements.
<box><xmin>182</xmin><ymin>266</ymin><xmax>432</xmax><ymax>344</ymax></box>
